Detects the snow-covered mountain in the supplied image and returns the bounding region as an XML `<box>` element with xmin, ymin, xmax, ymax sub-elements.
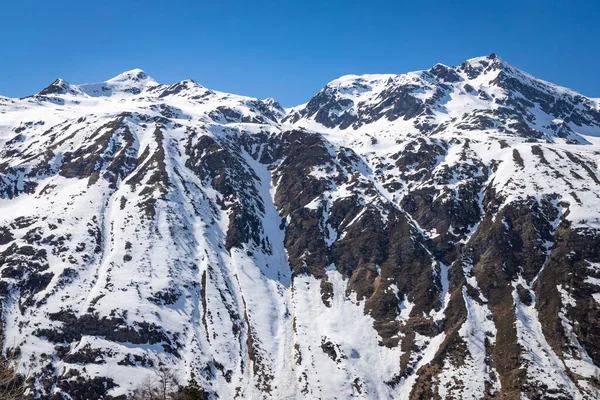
<box><xmin>1</xmin><ymin>53</ymin><xmax>599</xmax><ymax>399</ymax></box>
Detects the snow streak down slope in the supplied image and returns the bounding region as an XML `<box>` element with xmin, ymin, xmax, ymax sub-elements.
<box><xmin>0</xmin><ymin>54</ymin><xmax>599</xmax><ymax>399</ymax></box>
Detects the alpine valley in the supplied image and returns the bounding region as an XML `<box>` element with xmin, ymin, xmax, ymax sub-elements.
<box><xmin>1</xmin><ymin>53</ymin><xmax>600</xmax><ymax>399</ymax></box>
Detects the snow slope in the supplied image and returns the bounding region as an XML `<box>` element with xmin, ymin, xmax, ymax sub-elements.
<box><xmin>0</xmin><ymin>54</ymin><xmax>599</xmax><ymax>399</ymax></box>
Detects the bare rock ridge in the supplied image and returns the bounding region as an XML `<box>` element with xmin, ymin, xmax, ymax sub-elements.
<box><xmin>0</xmin><ymin>53</ymin><xmax>599</xmax><ymax>399</ymax></box>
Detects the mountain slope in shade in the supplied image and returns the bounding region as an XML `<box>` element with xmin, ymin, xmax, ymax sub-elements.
<box><xmin>0</xmin><ymin>54</ymin><xmax>599</xmax><ymax>399</ymax></box>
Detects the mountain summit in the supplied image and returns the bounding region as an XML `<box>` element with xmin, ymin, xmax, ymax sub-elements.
<box><xmin>0</xmin><ymin>55</ymin><xmax>599</xmax><ymax>399</ymax></box>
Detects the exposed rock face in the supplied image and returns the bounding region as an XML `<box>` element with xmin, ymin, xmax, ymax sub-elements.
<box><xmin>0</xmin><ymin>55</ymin><xmax>599</xmax><ymax>399</ymax></box>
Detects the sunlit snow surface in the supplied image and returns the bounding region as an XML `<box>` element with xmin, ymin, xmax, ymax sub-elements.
<box><xmin>0</xmin><ymin>55</ymin><xmax>599</xmax><ymax>398</ymax></box>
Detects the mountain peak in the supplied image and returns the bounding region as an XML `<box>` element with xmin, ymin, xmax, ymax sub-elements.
<box><xmin>429</xmin><ymin>63</ymin><xmax>461</xmax><ymax>82</ymax></box>
<box><xmin>107</xmin><ymin>68</ymin><xmax>155</xmax><ymax>84</ymax></box>
<box><xmin>38</xmin><ymin>78</ymin><xmax>76</xmax><ymax>96</ymax></box>
<box><xmin>76</xmin><ymin>69</ymin><xmax>157</xmax><ymax>97</ymax></box>
<box><xmin>462</xmin><ymin>53</ymin><xmax>507</xmax><ymax>67</ymax></box>
<box><xmin>457</xmin><ymin>53</ymin><xmax>511</xmax><ymax>79</ymax></box>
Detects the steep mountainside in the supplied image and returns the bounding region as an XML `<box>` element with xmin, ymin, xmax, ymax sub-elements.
<box><xmin>0</xmin><ymin>54</ymin><xmax>599</xmax><ymax>399</ymax></box>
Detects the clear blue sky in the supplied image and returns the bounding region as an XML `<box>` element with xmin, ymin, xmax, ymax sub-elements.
<box><xmin>1</xmin><ymin>0</ymin><xmax>598</xmax><ymax>106</ymax></box>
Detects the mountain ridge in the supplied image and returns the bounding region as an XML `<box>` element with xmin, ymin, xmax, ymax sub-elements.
<box><xmin>0</xmin><ymin>53</ymin><xmax>599</xmax><ymax>399</ymax></box>
<box><xmin>18</xmin><ymin>54</ymin><xmax>595</xmax><ymax>114</ymax></box>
